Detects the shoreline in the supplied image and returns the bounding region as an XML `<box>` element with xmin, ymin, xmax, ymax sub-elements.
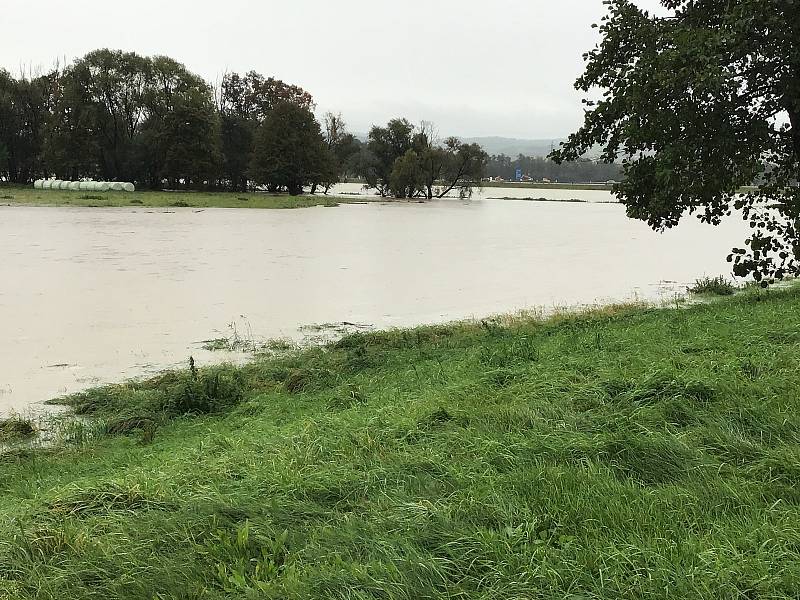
<box><xmin>2</xmin><ymin>285</ymin><xmax>798</xmax><ymax>597</ymax></box>
<box><xmin>0</xmin><ymin>183</ymin><xmax>619</xmax><ymax>210</ymax></box>
<box><xmin>0</xmin><ymin>297</ymin><xmax>668</xmax><ymax>421</ymax></box>
<box><xmin>2</xmin><ymin>278</ymin><xmax>765</xmax><ymax>421</ymax></box>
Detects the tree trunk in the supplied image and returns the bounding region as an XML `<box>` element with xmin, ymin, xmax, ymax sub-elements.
<box><xmin>788</xmin><ymin>105</ymin><xmax>800</xmax><ymax>169</ymax></box>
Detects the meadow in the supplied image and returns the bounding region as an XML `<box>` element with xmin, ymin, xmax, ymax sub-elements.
<box><xmin>1</xmin><ymin>286</ymin><xmax>799</xmax><ymax>598</ymax></box>
<box><xmin>0</xmin><ymin>187</ymin><xmax>377</xmax><ymax>210</ymax></box>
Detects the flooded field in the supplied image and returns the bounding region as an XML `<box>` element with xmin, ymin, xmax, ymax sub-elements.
<box><xmin>1</xmin><ymin>194</ymin><xmax>748</xmax><ymax>414</ymax></box>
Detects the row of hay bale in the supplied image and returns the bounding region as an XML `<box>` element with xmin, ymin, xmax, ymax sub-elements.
<box><xmin>33</xmin><ymin>180</ymin><xmax>135</xmax><ymax>192</ymax></box>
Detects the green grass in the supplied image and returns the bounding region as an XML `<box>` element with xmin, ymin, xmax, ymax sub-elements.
<box><xmin>0</xmin><ymin>186</ymin><xmax>381</xmax><ymax>210</ymax></box>
<box><xmin>3</xmin><ymin>288</ymin><xmax>800</xmax><ymax>598</ymax></box>
<box><xmin>0</xmin><ymin>417</ymin><xmax>35</xmax><ymax>442</ymax></box>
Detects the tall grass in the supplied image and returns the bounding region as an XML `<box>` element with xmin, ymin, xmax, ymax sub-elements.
<box><xmin>2</xmin><ymin>286</ymin><xmax>800</xmax><ymax>598</ymax></box>
<box><xmin>688</xmin><ymin>275</ymin><xmax>737</xmax><ymax>295</ymax></box>
<box><xmin>0</xmin><ymin>416</ymin><xmax>35</xmax><ymax>442</ymax></box>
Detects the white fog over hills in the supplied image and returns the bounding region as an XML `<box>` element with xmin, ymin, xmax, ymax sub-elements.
<box><xmin>458</xmin><ymin>137</ymin><xmax>566</xmax><ymax>157</ymax></box>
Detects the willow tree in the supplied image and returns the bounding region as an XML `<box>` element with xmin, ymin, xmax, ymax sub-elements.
<box><xmin>551</xmin><ymin>0</ymin><xmax>800</xmax><ymax>282</ymax></box>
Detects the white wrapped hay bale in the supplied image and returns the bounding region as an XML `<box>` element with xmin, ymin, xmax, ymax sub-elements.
<box><xmin>122</xmin><ymin>182</ymin><xmax>135</xmax><ymax>192</ymax></box>
<box><xmin>79</xmin><ymin>181</ymin><xmax>92</xmax><ymax>191</ymax></box>
<box><xmin>41</xmin><ymin>180</ymin><xmax>52</xmax><ymax>190</ymax></box>
<box><xmin>53</xmin><ymin>180</ymin><xmax>63</xmax><ymax>189</ymax></box>
<box><xmin>98</xmin><ymin>182</ymin><xmax>111</xmax><ymax>192</ymax></box>
<box><xmin>33</xmin><ymin>180</ymin><xmax>43</xmax><ymax>189</ymax></box>
<box><xmin>110</xmin><ymin>182</ymin><xmax>124</xmax><ymax>191</ymax></box>
<box><xmin>59</xmin><ymin>181</ymin><xmax>72</xmax><ymax>190</ymax></box>
<box><xmin>69</xmin><ymin>181</ymin><xmax>81</xmax><ymax>191</ymax></box>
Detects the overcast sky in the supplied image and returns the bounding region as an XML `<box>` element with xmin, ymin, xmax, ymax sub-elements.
<box><xmin>1</xmin><ymin>0</ymin><xmax>664</xmax><ymax>139</ymax></box>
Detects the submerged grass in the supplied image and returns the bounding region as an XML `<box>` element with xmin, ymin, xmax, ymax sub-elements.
<box><xmin>0</xmin><ymin>416</ymin><xmax>35</xmax><ymax>442</ymax></box>
<box><xmin>3</xmin><ymin>287</ymin><xmax>800</xmax><ymax>598</ymax></box>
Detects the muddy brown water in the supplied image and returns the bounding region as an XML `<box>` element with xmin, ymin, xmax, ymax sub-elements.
<box><xmin>1</xmin><ymin>194</ymin><xmax>748</xmax><ymax>414</ymax></box>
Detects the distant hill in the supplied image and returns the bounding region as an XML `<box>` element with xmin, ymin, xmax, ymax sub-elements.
<box><xmin>458</xmin><ymin>137</ymin><xmax>564</xmax><ymax>157</ymax></box>
<box><xmin>352</xmin><ymin>133</ymin><xmax>592</xmax><ymax>159</ymax></box>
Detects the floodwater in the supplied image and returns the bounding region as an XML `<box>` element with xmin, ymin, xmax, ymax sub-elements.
<box><xmin>1</xmin><ymin>192</ymin><xmax>749</xmax><ymax>414</ymax></box>
<box><xmin>329</xmin><ymin>182</ymin><xmax>617</xmax><ymax>203</ymax></box>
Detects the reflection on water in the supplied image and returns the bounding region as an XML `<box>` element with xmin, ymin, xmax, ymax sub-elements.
<box><xmin>0</xmin><ymin>194</ymin><xmax>747</xmax><ymax>414</ymax></box>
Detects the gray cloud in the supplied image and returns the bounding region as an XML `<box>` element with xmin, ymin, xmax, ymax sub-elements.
<box><xmin>1</xmin><ymin>0</ymin><xmax>665</xmax><ymax>138</ymax></box>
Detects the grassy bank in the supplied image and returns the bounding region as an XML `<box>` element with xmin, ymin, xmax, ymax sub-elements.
<box><xmin>0</xmin><ymin>187</ymin><xmax>379</xmax><ymax>210</ymax></box>
<box><xmin>2</xmin><ymin>289</ymin><xmax>800</xmax><ymax>598</ymax></box>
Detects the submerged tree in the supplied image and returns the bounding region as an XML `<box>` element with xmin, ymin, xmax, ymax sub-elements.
<box><xmin>551</xmin><ymin>0</ymin><xmax>800</xmax><ymax>282</ymax></box>
<box><xmin>364</xmin><ymin>119</ymin><xmax>487</xmax><ymax>199</ymax></box>
<box><xmin>435</xmin><ymin>138</ymin><xmax>488</xmax><ymax>199</ymax></box>
<box><xmin>315</xmin><ymin>112</ymin><xmax>361</xmax><ymax>194</ymax></box>
<box><xmin>389</xmin><ymin>122</ymin><xmax>445</xmax><ymax>199</ymax></box>
<box><xmin>361</xmin><ymin>118</ymin><xmax>416</xmax><ymax>196</ymax></box>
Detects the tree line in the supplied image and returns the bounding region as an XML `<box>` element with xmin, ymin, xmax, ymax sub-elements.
<box><xmin>486</xmin><ymin>154</ymin><xmax>622</xmax><ymax>183</ymax></box>
<box><xmin>3</xmin><ymin>48</ymin><xmax>620</xmax><ymax>196</ymax></box>
<box><xmin>0</xmin><ymin>49</ymin><xmax>490</xmax><ymax>196</ymax></box>
<box><xmin>0</xmin><ymin>49</ymin><xmax>341</xmax><ymax>193</ymax></box>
